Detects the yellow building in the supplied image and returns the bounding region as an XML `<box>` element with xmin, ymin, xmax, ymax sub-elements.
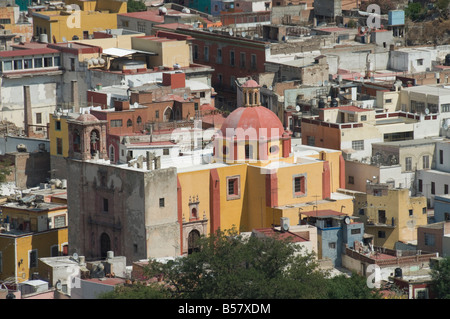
<box><xmin>0</xmin><ymin>197</ymin><xmax>68</xmax><ymax>283</ymax></box>
<box><xmin>177</xmin><ymin>79</ymin><xmax>354</xmax><ymax>254</ymax></box>
<box><xmin>31</xmin><ymin>0</ymin><xmax>127</xmax><ymax>43</ymax></box>
<box><xmin>349</xmin><ymin>183</ymin><xmax>428</xmax><ymax>249</ymax></box>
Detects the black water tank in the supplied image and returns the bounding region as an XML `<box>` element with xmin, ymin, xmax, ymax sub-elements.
<box><xmin>394</xmin><ymin>267</ymin><xmax>402</xmax><ymax>278</ymax></box>
<box><xmin>445</xmin><ymin>54</ymin><xmax>450</xmax><ymax>66</ymax></box>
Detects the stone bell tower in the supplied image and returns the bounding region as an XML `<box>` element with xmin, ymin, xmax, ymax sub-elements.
<box><xmin>67</xmin><ymin>112</ymin><xmax>108</xmax><ymax>161</ymax></box>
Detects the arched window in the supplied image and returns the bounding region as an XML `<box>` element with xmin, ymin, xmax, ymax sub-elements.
<box><xmin>127</xmin><ymin>119</ymin><xmax>132</xmax><ymax>127</ymax></box>
<box><xmin>73</xmin><ymin>130</ymin><xmax>81</xmax><ymax>153</ymax></box>
<box><xmin>137</xmin><ymin>116</ymin><xmax>142</xmax><ymax>125</ymax></box>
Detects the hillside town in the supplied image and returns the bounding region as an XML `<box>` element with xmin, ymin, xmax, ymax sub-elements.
<box><xmin>0</xmin><ymin>0</ymin><xmax>449</xmax><ymax>301</ymax></box>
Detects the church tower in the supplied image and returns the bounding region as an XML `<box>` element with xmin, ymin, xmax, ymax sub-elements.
<box><xmin>67</xmin><ymin>112</ymin><xmax>108</xmax><ymax>161</ymax></box>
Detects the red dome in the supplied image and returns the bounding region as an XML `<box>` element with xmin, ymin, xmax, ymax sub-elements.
<box><xmin>242</xmin><ymin>79</ymin><xmax>260</xmax><ymax>88</ymax></box>
<box><xmin>220</xmin><ymin>106</ymin><xmax>285</xmax><ymax>140</ymax></box>
<box><xmin>75</xmin><ymin>113</ymin><xmax>99</xmax><ymax>122</ymax></box>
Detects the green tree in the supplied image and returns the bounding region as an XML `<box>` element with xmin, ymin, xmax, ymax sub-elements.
<box><xmin>145</xmin><ymin>229</ymin><xmax>330</xmax><ymax>299</ymax></box>
<box><xmin>405</xmin><ymin>2</ymin><xmax>424</xmax><ymax>21</ymax></box>
<box><xmin>431</xmin><ymin>257</ymin><xmax>450</xmax><ymax>298</ymax></box>
<box><xmin>127</xmin><ymin>0</ymin><xmax>146</xmax><ymax>13</ymax></box>
<box><xmin>326</xmin><ymin>273</ymin><xmax>381</xmax><ymax>299</ymax></box>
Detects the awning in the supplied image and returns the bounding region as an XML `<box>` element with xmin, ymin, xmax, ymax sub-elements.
<box><xmin>102</xmin><ymin>48</ymin><xmax>157</xmax><ymax>57</ymax></box>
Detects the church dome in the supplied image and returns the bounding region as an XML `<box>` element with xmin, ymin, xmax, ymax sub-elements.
<box><xmin>242</xmin><ymin>79</ymin><xmax>260</xmax><ymax>88</ymax></box>
<box><xmin>220</xmin><ymin>105</ymin><xmax>285</xmax><ymax>140</ymax></box>
<box><xmin>75</xmin><ymin>112</ymin><xmax>99</xmax><ymax>123</ymax></box>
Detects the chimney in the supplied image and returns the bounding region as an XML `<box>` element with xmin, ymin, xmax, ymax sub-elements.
<box><xmin>162</xmin><ymin>72</ymin><xmax>186</xmax><ymax>89</ymax></box>
<box><xmin>71</xmin><ymin>80</ymin><xmax>79</xmax><ymax>112</ymax></box>
<box><xmin>23</xmin><ymin>85</ymin><xmax>32</xmax><ymax>137</ymax></box>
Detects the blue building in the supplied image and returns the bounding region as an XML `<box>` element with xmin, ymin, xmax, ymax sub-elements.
<box><xmin>300</xmin><ymin>210</ymin><xmax>365</xmax><ymax>267</ymax></box>
<box><xmin>434</xmin><ymin>195</ymin><xmax>450</xmax><ymax>223</ymax></box>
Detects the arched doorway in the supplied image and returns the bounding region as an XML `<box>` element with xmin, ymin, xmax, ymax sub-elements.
<box><xmin>100</xmin><ymin>232</ymin><xmax>111</xmax><ymax>258</ymax></box>
<box><xmin>163</xmin><ymin>107</ymin><xmax>174</xmax><ymax>122</ymax></box>
<box><xmin>187</xmin><ymin>230</ymin><xmax>200</xmax><ymax>254</ymax></box>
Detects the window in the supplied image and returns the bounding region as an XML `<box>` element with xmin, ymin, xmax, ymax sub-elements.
<box><xmin>405</xmin><ymin>157</ymin><xmax>412</xmax><ymax>171</ymax></box>
<box><xmin>227</xmin><ymin>176</ymin><xmax>240</xmax><ymax>200</ymax></box>
<box><xmin>34</xmin><ymin>57</ymin><xmax>42</xmax><ymax>68</ymax></box>
<box><xmin>306</xmin><ymin>136</ymin><xmax>315</xmax><ymax>146</ymax></box>
<box><xmin>378</xmin><ymin>210</ymin><xmax>386</xmax><ymax>224</ymax></box>
<box><xmin>44</xmin><ymin>57</ymin><xmax>53</xmax><ymax>67</ymax></box>
<box><xmin>409</xmin><ymin>209</ymin><xmax>413</xmax><ymax>216</ymax></box>
<box><xmin>417</xmin><ymin>58</ymin><xmax>424</xmax><ymax>66</ymax></box>
<box><xmin>70</xmin><ymin>57</ymin><xmax>75</xmax><ymax>71</ymax></box>
<box><xmin>361</xmin><ymin>115</ymin><xmax>367</xmax><ymax>121</ymax></box>
<box><xmin>440</xmin><ymin>150</ymin><xmax>444</xmax><ymax>165</ymax></box>
<box><xmin>0</xmin><ymin>18</ymin><xmax>11</xmax><ymax>24</ymax></box>
<box><xmin>36</xmin><ymin>112</ymin><xmax>42</xmax><ymax>124</ymax></box>
<box><xmin>329</xmin><ymin>242</ymin><xmax>336</xmax><ymax>249</ymax></box>
<box><xmin>127</xmin><ymin>119</ymin><xmax>132</xmax><ymax>127</ymax></box>
<box><xmin>163</xmin><ymin>148</ymin><xmax>169</xmax><ymax>155</ymax></box>
<box><xmin>137</xmin><ymin>22</ymin><xmax>146</xmax><ymax>33</ymax></box>
<box><xmin>411</xmin><ymin>100</ymin><xmax>425</xmax><ymax>113</ymax></box>
<box><xmin>137</xmin><ymin>116</ymin><xmax>142</xmax><ymax>125</ymax></box>
<box><xmin>14</xmin><ymin>60</ymin><xmax>22</xmax><ymax>70</ymax></box>
<box><xmin>193</xmin><ymin>44</ymin><xmax>198</xmax><ymax>60</ymax></box>
<box><xmin>204</xmin><ymin>46</ymin><xmax>209</xmax><ymax>62</ymax></box>
<box><xmin>56</xmin><ymin>138</ymin><xmax>63</xmax><ymax>155</ymax></box>
<box><xmin>3</xmin><ymin>60</ymin><xmax>12</xmax><ymax>71</ymax></box>
<box><xmin>216</xmin><ymin>48</ymin><xmax>222</xmax><ymax>64</ymax></box>
<box><xmin>245</xmin><ymin>144</ymin><xmax>253</xmax><ymax>159</ymax></box>
<box><xmin>442</xmin><ymin>104</ymin><xmax>450</xmax><ymax>112</ymax></box>
<box><xmin>122</xmin><ymin>20</ymin><xmax>129</xmax><ymax>28</ymax></box>
<box><xmin>251</xmin><ymin>54</ymin><xmax>257</xmax><ymax>69</ymax></box>
<box><xmin>54</xmin><ymin>215</ymin><xmax>66</xmax><ymax>228</ymax></box>
<box><xmin>424</xmin><ymin>233</ymin><xmax>435</xmax><ymax>246</ymax></box>
<box><xmin>352</xmin><ymin>140</ymin><xmax>364</xmax><ymax>150</ymax></box>
<box><xmin>159</xmin><ymin>198</ymin><xmax>165</xmax><ymax>207</ymax></box>
<box><xmin>29</xmin><ymin>249</ymin><xmax>38</xmax><ymax>268</ymax></box>
<box><xmin>293</xmin><ymin>174</ymin><xmax>306</xmax><ymax>197</ymax></box>
<box><xmin>348</xmin><ymin>176</ymin><xmax>354</xmax><ymax>184</ymax></box>
<box><xmin>351</xmin><ymin>228</ymin><xmax>361</xmax><ymax>235</ymax></box>
<box><xmin>423</xmin><ymin>155</ymin><xmax>430</xmax><ymax>169</ymax></box>
<box><xmin>378</xmin><ymin>231</ymin><xmax>386</xmax><ymax>238</ymax></box>
<box><xmin>240</xmin><ymin>52</ymin><xmax>246</xmax><ymax>68</ymax></box>
<box><xmin>155</xmin><ymin>110</ymin><xmax>159</xmax><ymax>119</ymax></box>
<box><xmin>359</xmin><ymin>208</ymin><xmax>365</xmax><ymax>215</ymax></box>
<box><xmin>103</xmin><ymin>198</ymin><xmax>109</xmax><ymax>212</ymax></box>
<box><xmin>218</xmin><ymin>74</ymin><xmax>223</xmax><ymax>86</ymax></box>
<box><xmin>0</xmin><ymin>251</ymin><xmax>2</xmax><ymax>273</ymax></box>
<box><xmin>431</xmin><ymin>182</ymin><xmax>435</xmax><ymax>195</ymax></box>
<box><xmin>445</xmin><ymin>184</ymin><xmax>449</xmax><ymax>194</ymax></box>
<box><xmin>24</xmin><ymin>59</ymin><xmax>32</xmax><ymax>69</ymax></box>
<box><xmin>418</xmin><ymin>179</ymin><xmax>423</xmax><ymax>192</ymax></box>
<box><xmin>230</xmin><ymin>50</ymin><xmax>235</xmax><ymax>66</ymax></box>
<box><xmin>385</xmin><ymin>99</ymin><xmax>392</xmax><ymax>104</ymax></box>
<box><xmin>110</xmin><ymin>119</ymin><xmax>123</xmax><ymax>127</ymax></box>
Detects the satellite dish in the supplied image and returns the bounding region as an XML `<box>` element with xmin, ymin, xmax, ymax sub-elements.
<box><xmin>134</xmin><ymin>102</ymin><xmax>139</xmax><ymax>108</ymax></box>
<box><xmin>183</xmin><ymin>93</ymin><xmax>188</xmax><ymax>100</ymax></box>
<box><xmin>344</xmin><ymin>216</ymin><xmax>351</xmax><ymax>225</ymax></box>
<box><xmin>208</xmin><ymin>26</ymin><xmax>213</xmax><ymax>32</ymax></box>
<box><xmin>425</xmin><ymin>108</ymin><xmax>430</xmax><ymax>115</ymax></box>
<box><xmin>443</xmin><ymin>119</ymin><xmax>450</xmax><ymax>130</ymax></box>
<box><xmin>229</xmin><ymin>29</ymin><xmax>233</xmax><ymax>36</ymax></box>
<box><xmin>72</xmin><ymin>253</ymin><xmax>79</xmax><ymax>260</ymax></box>
<box><xmin>295</xmin><ymin>105</ymin><xmax>300</xmax><ymax>112</ymax></box>
<box><xmin>62</xmin><ymin>37</ymin><xmax>67</xmax><ymax>43</ymax></box>
<box><xmin>55</xmin><ymin>281</ymin><xmax>62</xmax><ymax>290</ymax></box>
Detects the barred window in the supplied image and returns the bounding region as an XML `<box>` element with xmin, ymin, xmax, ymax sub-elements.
<box><xmin>352</xmin><ymin>140</ymin><xmax>364</xmax><ymax>150</ymax></box>
<box><xmin>110</xmin><ymin>119</ymin><xmax>123</xmax><ymax>127</ymax></box>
